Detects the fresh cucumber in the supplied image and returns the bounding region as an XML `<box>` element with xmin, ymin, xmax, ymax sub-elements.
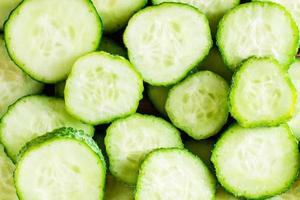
<box><xmin>0</xmin><ymin>95</ymin><xmax>94</xmax><ymax>161</ymax></box>
<box><xmin>91</xmin><ymin>0</ymin><xmax>147</xmax><ymax>33</ymax></box>
<box><xmin>147</xmin><ymin>86</ymin><xmax>169</xmax><ymax>117</ymax></box>
<box><xmin>54</xmin><ymin>81</ymin><xmax>65</xmax><ymax>98</ymax></box>
<box><xmin>65</xmin><ymin>52</ymin><xmax>143</xmax><ymax>125</ymax></box>
<box><xmin>211</xmin><ymin>124</ymin><xmax>299</xmax><ymax>199</ymax></box>
<box><xmin>4</xmin><ymin>0</ymin><xmax>102</xmax><ymax>83</ymax></box>
<box><xmin>229</xmin><ymin>57</ymin><xmax>296</xmax><ymax>127</ymax></box>
<box><xmin>217</xmin><ymin>2</ymin><xmax>299</xmax><ymax>70</ymax></box>
<box><xmin>0</xmin><ymin>35</ymin><xmax>43</xmax><ymax>117</ymax></box>
<box><xmin>124</xmin><ymin>3</ymin><xmax>212</xmax><ymax>86</ymax></box>
<box><xmin>105</xmin><ymin>173</ymin><xmax>134</xmax><ymax>200</ymax></box>
<box><xmin>268</xmin><ymin>176</ymin><xmax>300</xmax><ymax>200</ymax></box>
<box><xmin>216</xmin><ymin>187</ymin><xmax>239</xmax><ymax>200</ymax></box>
<box><xmin>105</xmin><ymin>114</ymin><xmax>183</xmax><ymax>184</ymax></box>
<box><xmin>15</xmin><ymin>127</ymin><xmax>106</xmax><ymax>200</ymax></box>
<box><xmin>0</xmin><ymin>0</ymin><xmax>21</xmax><ymax>30</ymax></box>
<box><xmin>135</xmin><ymin>148</ymin><xmax>216</xmax><ymax>200</ymax></box>
<box><xmin>98</xmin><ymin>37</ymin><xmax>127</xmax><ymax>58</ymax></box>
<box><xmin>166</xmin><ymin>71</ymin><xmax>229</xmax><ymax>139</ymax></box>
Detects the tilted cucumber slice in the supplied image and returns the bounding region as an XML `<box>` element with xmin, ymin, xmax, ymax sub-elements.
<box><xmin>217</xmin><ymin>2</ymin><xmax>299</xmax><ymax>70</ymax></box>
<box><xmin>152</xmin><ymin>0</ymin><xmax>240</xmax><ymax>34</ymax></box>
<box><xmin>0</xmin><ymin>95</ymin><xmax>94</xmax><ymax>161</ymax></box>
<box><xmin>0</xmin><ymin>35</ymin><xmax>43</xmax><ymax>118</ymax></box>
<box><xmin>105</xmin><ymin>173</ymin><xmax>135</xmax><ymax>200</ymax></box>
<box><xmin>166</xmin><ymin>71</ymin><xmax>229</xmax><ymax>139</ymax></box>
<box><xmin>124</xmin><ymin>3</ymin><xmax>212</xmax><ymax>85</ymax></box>
<box><xmin>98</xmin><ymin>37</ymin><xmax>128</xmax><ymax>58</ymax></box>
<box><xmin>15</xmin><ymin>127</ymin><xmax>106</xmax><ymax>200</ymax></box>
<box><xmin>0</xmin><ymin>144</ymin><xmax>18</xmax><ymax>200</ymax></box>
<box><xmin>211</xmin><ymin>124</ymin><xmax>299</xmax><ymax>199</ymax></box>
<box><xmin>54</xmin><ymin>81</ymin><xmax>65</xmax><ymax>98</ymax></box>
<box><xmin>135</xmin><ymin>148</ymin><xmax>216</xmax><ymax>200</ymax></box>
<box><xmin>147</xmin><ymin>86</ymin><xmax>169</xmax><ymax>117</ymax></box>
<box><xmin>4</xmin><ymin>0</ymin><xmax>102</xmax><ymax>83</ymax></box>
<box><xmin>216</xmin><ymin>187</ymin><xmax>239</xmax><ymax>200</ymax></box>
<box><xmin>65</xmin><ymin>52</ymin><xmax>143</xmax><ymax>125</ymax></box>
<box><xmin>229</xmin><ymin>57</ymin><xmax>296</xmax><ymax>127</ymax></box>
<box><xmin>268</xmin><ymin>176</ymin><xmax>300</xmax><ymax>200</ymax></box>
<box><xmin>105</xmin><ymin>114</ymin><xmax>183</xmax><ymax>184</ymax></box>
<box><xmin>0</xmin><ymin>0</ymin><xmax>21</xmax><ymax>30</ymax></box>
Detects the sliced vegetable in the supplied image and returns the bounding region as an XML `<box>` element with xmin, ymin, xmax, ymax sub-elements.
<box><xmin>147</xmin><ymin>86</ymin><xmax>169</xmax><ymax>117</ymax></box>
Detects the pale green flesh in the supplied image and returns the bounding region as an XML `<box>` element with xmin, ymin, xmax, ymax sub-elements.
<box><xmin>230</xmin><ymin>58</ymin><xmax>296</xmax><ymax>127</ymax></box>
<box><xmin>0</xmin><ymin>96</ymin><xmax>94</xmax><ymax>161</ymax></box>
<box><xmin>105</xmin><ymin>174</ymin><xmax>134</xmax><ymax>200</ymax></box>
<box><xmin>147</xmin><ymin>86</ymin><xmax>169</xmax><ymax>117</ymax></box>
<box><xmin>166</xmin><ymin>71</ymin><xmax>229</xmax><ymax>139</ymax></box>
<box><xmin>16</xmin><ymin>139</ymin><xmax>104</xmax><ymax>200</ymax></box>
<box><xmin>65</xmin><ymin>52</ymin><xmax>143</xmax><ymax>125</ymax></box>
<box><xmin>105</xmin><ymin>114</ymin><xmax>183</xmax><ymax>184</ymax></box>
<box><xmin>0</xmin><ymin>144</ymin><xmax>18</xmax><ymax>200</ymax></box>
<box><xmin>212</xmin><ymin>124</ymin><xmax>299</xmax><ymax>199</ymax></box>
<box><xmin>268</xmin><ymin>176</ymin><xmax>300</xmax><ymax>200</ymax></box>
<box><xmin>124</xmin><ymin>3</ymin><xmax>212</xmax><ymax>85</ymax></box>
<box><xmin>91</xmin><ymin>0</ymin><xmax>146</xmax><ymax>33</ymax></box>
<box><xmin>217</xmin><ymin>2</ymin><xmax>299</xmax><ymax>69</ymax></box>
<box><xmin>0</xmin><ymin>36</ymin><xmax>43</xmax><ymax>118</ymax></box>
<box><xmin>0</xmin><ymin>0</ymin><xmax>22</xmax><ymax>30</ymax></box>
<box><xmin>5</xmin><ymin>0</ymin><xmax>101</xmax><ymax>83</ymax></box>
<box><xmin>136</xmin><ymin>149</ymin><xmax>215</xmax><ymax>200</ymax></box>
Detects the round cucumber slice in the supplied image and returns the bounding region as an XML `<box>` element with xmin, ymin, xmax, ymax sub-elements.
<box><xmin>98</xmin><ymin>36</ymin><xmax>127</xmax><ymax>58</ymax></box>
<box><xmin>0</xmin><ymin>35</ymin><xmax>43</xmax><ymax>118</ymax></box>
<box><xmin>0</xmin><ymin>0</ymin><xmax>21</xmax><ymax>30</ymax></box>
<box><xmin>135</xmin><ymin>148</ymin><xmax>216</xmax><ymax>200</ymax></box>
<box><xmin>0</xmin><ymin>144</ymin><xmax>18</xmax><ymax>200</ymax></box>
<box><xmin>105</xmin><ymin>113</ymin><xmax>183</xmax><ymax>184</ymax></box>
<box><xmin>124</xmin><ymin>3</ymin><xmax>212</xmax><ymax>86</ymax></box>
<box><xmin>147</xmin><ymin>86</ymin><xmax>169</xmax><ymax>117</ymax></box>
<box><xmin>65</xmin><ymin>52</ymin><xmax>143</xmax><ymax>125</ymax></box>
<box><xmin>268</xmin><ymin>176</ymin><xmax>300</xmax><ymax>200</ymax></box>
<box><xmin>217</xmin><ymin>2</ymin><xmax>299</xmax><ymax>70</ymax></box>
<box><xmin>229</xmin><ymin>57</ymin><xmax>296</xmax><ymax>128</ymax></box>
<box><xmin>211</xmin><ymin>124</ymin><xmax>299</xmax><ymax>199</ymax></box>
<box><xmin>166</xmin><ymin>71</ymin><xmax>229</xmax><ymax>140</ymax></box>
<box><xmin>4</xmin><ymin>0</ymin><xmax>102</xmax><ymax>83</ymax></box>
<box><xmin>15</xmin><ymin>127</ymin><xmax>106</xmax><ymax>200</ymax></box>
<box><xmin>105</xmin><ymin>173</ymin><xmax>135</xmax><ymax>200</ymax></box>
<box><xmin>0</xmin><ymin>95</ymin><xmax>94</xmax><ymax>161</ymax></box>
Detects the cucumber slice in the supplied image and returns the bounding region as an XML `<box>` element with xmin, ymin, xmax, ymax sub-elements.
<box><xmin>217</xmin><ymin>2</ymin><xmax>299</xmax><ymax>70</ymax></box>
<box><xmin>0</xmin><ymin>35</ymin><xmax>43</xmax><ymax>118</ymax></box>
<box><xmin>105</xmin><ymin>114</ymin><xmax>183</xmax><ymax>184</ymax></box>
<box><xmin>229</xmin><ymin>57</ymin><xmax>296</xmax><ymax>127</ymax></box>
<box><xmin>166</xmin><ymin>71</ymin><xmax>229</xmax><ymax>140</ymax></box>
<box><xmin>135</xmin><ymin>148</ymin><xmax>216</xmax><ymax>200</ymax></box>
<box><xmin>124</xmin><ymin>3</ymin><xmax>212</xmax><ymax>86</ymax></box>
<box><xmin>91</xmin><ymin>0</ymin><xmax>147</xmax><ymax>33</ymax></box>
<box><xmin>0</xmin><ymin>95</ymin><xmax>94</xmax><ymax>161</ymax></box>
<box><xmin>216</xmin><ymin>187</ymin><xmax>239</xmax><ymax>200</ymax></box>
<box><xmin>4</xmin><ymin>0</ymin><xmax>102</xmax><ymax>83</ymax></box>
<box><xmin>0</xmin><ymin>144</ymin><xmax>18</xmax><ymax>200</ymax></box>
<box><xmin>98</xmin><ymin>37</ymin><xmax>127</xmax><ymax>58</ymax></box>
<box><xmin>105</xmin><ymin>174</ymin><xmax>134</xmax><ymax>200</ymax></box>
<box><xmin>147</xmin><ymin>86</ymin><xmax>169</xmax><ymax>117</ymax></box>
<box><xmin>152</xmin><ymin>0</ymin><xmax>240</xmax><ymax>34</ymax></box>
<box><xmin>211</xmin><ymin>124</ymin><xmax>299</xmax><ymax>199</ymax></box>
<box><xmin>0</xmin><ymin>0</ymin><xmax>21</xmax><ymax>30</ymax></box>
<box><xmin>54</xmin><ymin>81</ymin><xmax>65</xmax><ymax>98</ymax></box>
<box><xmin>268</xmin><ymin>176</ymin><xmax>300</xmax><ymax>200</ymax></box>
<box><xmin>15</xmin><ymin>127</ymin><xmax>106</xmax><ymax>200</ymax></box>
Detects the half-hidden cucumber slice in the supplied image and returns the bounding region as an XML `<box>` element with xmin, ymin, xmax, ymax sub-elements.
<box><xmin>268</xmin><ymin>176</ymin><xmax>300</xmax><ymax>200</ymax></box>
<box><xmin>0</xmin><ymin>95</ymin><xmax>94</xmax><ymax>161</ymax></box>
<box><xmin>217</xmin><ymin>2</ymin><xmax>299</xmax><ymax>70</ymax></box>
<box><xmin>15</xmin><ymin>127</ymin><xmax>106</xmax><ymax>200</ymax></box>
<box><xmin>166</xmin><ymin>71</ymin><xmax>229</xmax><ymax>140</ymax></box>
<box><xmin>135</xmin><ymin>148</ymin><xmax>216</xmax><ymax>200</ymax></box>
<box><xmin>147</xmin><ymin>86</ymin><xmax>169</xmax><ymax>117</ymax></box>
<box><xmin>98</xmin><ymin>36</ymin><xmax>128</xmax><ymax>58</ymax></box>
<box><xmin>0</xmin><ymin>35</ymin><xmax>43</xmax><ymax>118</ymax></box>
<box><xmin>216</xmin><ymin>187</ymin><xmax>239</xmax><ymax>200</ymax></box>
<box><xmin>91</xmin><ymin>0</ymin><xmax>147</xmax><ymax>33</ymax></box>
<box><xmin>105</xmin><ymin>173</ymin><xmax>135</xmax><ymax>200</ymax></box>
<box><xmin>229</xmin><ymin>57</ymin><xmax>296</xmax><ymax>128</ymax></box>
<box><xmin>105</xmin><ymin>113</ymin><xmax>183</xmax><ymax>184</ymax></box>
<box><xmin>124</xmin><ymin>3</ymin><xmax>212</xmax><ymax>86</ymax></box>
<box><xmin>65</xmin><ymin>52</ymin><xmax>143</xmax><ymax>125</ymax></box>
<box><xmin>0</xmin><ymin>144</ymin><xmax>18</xmax><ymax>200</ymax></box>
<box><xmin>54</xmin><ymin>81</ymin><xmax>65</xmax><ymax>98</ymax></box>
<box><xmin>4</xmin><ymin>0</ymin><xmax>102</xmax><ymax>83</ymax></box>
<box><xmin>211</xmin><ymin>124</ymin><xmax>299</xmax><ymax>199</ymax></box>
<box><xmin>0</xmin><ymin>0</ymin><xmax>21</xmax><ymax>30</ymax></box>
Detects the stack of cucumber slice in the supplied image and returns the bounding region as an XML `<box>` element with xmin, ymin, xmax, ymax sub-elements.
<box><xmin>1</xmin><ymin>0</ymin><xmax>300</xmax><ymax>199</ymax></box>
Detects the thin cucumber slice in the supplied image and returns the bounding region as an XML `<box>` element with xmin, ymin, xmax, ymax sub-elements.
<box><xmin>216</xmin><ymin>187</ymin><xmax>239</xmax><ymax>200</ymax></box>
<box><xmin>105</xmin><ymin>113</ymin><xmax>183</xmax><ymax>184</ymax></box>
<box><xmin>288</xmin><ymin>59</ymin><xmax>300</xmax><ymax>140</ymax></box>
<box><xmin>65</xmin><ymin>52</ymin><xmax>143</xmax><ymax>125</ymax></box>
<box><xmin>4</xmin><ymin>0</ymin><xmax>102</xmax><ymax>83</ymax></box>
<box><xmin>217</xmin><ymin>2</ymin><xmax>299</xmax><ymax>70</ymax></box>
<box><xmin>124</xmin><ymin>3</ymin><xmax>212</xmax><ymax>86</ymax></box>
<box><xmin>0</xmin><ymin>95</ymin><xmax>94</xmax><ymax>161</ymax></box>
<box><xmin>0</xmin><ymin>0</ymin><xmax>21</xmax><ymax>30</ymax></box>
<box><xmin>91</xmin><ymin>0</ymin><xmax>147</xmax><ymax>33</ymax></box>
<box><xmin>105</xmin><ymin>174</ymin><xmax>134</xmax><ymax>200</ymax></box>
<box><xmin>135</xmin><ymin>148</ymin><xmax>216</xmax><ymax>200</ymax></box>
<box><xmin>15</xmin><ymin>127</ymin><xmax>106</xmax><ymax>200</ymax></box>
<box><xmin>147</xmin><ymin>86</ymin><xmax>169</xmax><ymax>117</ymax></box>
<box><xmin>166</xmin><ymin>71</ymin><xmax>229</xmax><ymax>140</ymax></box>
<box><xmin>0</xmin><ymin>35</ymin><xmax>43</xmax><ymax>118</ymax></box>
<box><xmin>98</xmin><ymin>37</ymin><xmax>127</xmax><ymax>58</ymax></box>
<box><xmin>152</xmin><ymin>0</ymin><xmax>240</xmax><ymax>34</ymax></box>
<box><xmin>0</xmin><ymin>144</ymin><xmax>18</xmax><ymax>200</ymax></box>
<box><xmin>211</xmin><ymin>124</ymin><xmax>300</xmax><ymax>199</ymax></box>
<box><xmin>268</xmin><ymin>176</ymin><xmax>300</xmax><ymax>200</ymax></box>
<box><xmin>229</xmin><ymin>57</ymin><xmax>296</xmax><ymax>127</ymax></box>
<box><xmin>54</xmin><ymin>81</ymin><xmax>65</xmax><ymax>98</ymax></box>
